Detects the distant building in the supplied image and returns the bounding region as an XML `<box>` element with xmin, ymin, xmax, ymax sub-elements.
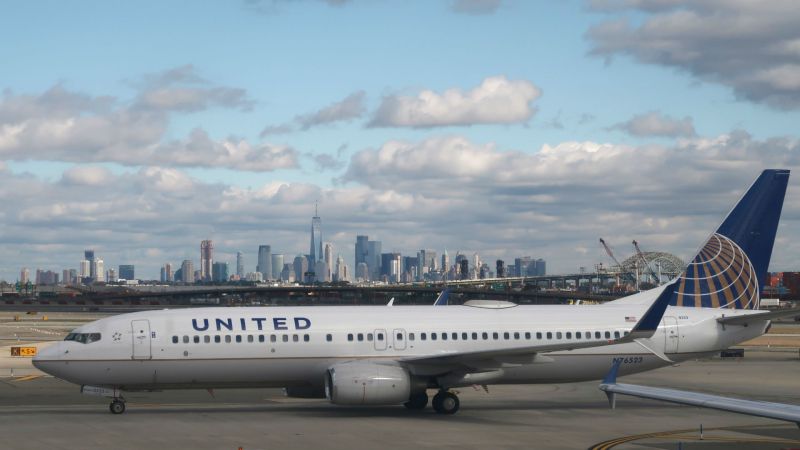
<box><xmin>293</xmin><ymin>255</ymin><xmax>308</xmax><ymax>283</ymax></box>
<box><xmin>323</xmin><ymin>243</ymin><xmax>333</xmax><ymax>282</ymax></box>
<box><xmin>85</xmin><ymin>249</ymin><xmax>96</xmax><ymax>280</ymax></box>
<box><xmin>20</xmin><ymin>268</ymin><xmax>30</xmax><ymax>284</ymax></box>
<box><xmin>355</xmin><ymin>235</ymin><xmax>369</xmax><ymax>269</ymax></box>
<box><xmin>200</xmin><ymin>240</ymin><xmax>213</xmax><ymax>282</ymax></box>
<box><xmin>79</xmin><ymin>260</ymin><xmax>90</xmax><ymax>280</ymax></box>
<box><xmin>280</xmin><ymin>264</ymin><xmax>293</xmax><ymax>282</ymax></box>
<box><xmin>309</xmin><ymin>203</ymin><xmax>322</xmax><ymax>264</ymax></box>
<box><xmin>107</xmin><ymin>268</ymin><xmax>116</xmax><ymax>282</ymax></box>
<box><xmin>356</xmin><ymin>262</ymin><xmax>369</xmax><ymax>282</ymax></box>
<box><xmin>212</xmin><ymin>262</ymin><xmax>229</xmax><ymax>282</ymax></box>
<box><xmin>236</xmin><ymin>252</ymin><xmax>244</xmax><ymax>278</ymax></box>
<box><xmin>335</xmin><ymin>254</ymin><xmax>347</xmax><ymax>282</ymax></box>
<box><xmin>93</xmin><ymin>259</ymin><xmax>104</xmax><ymax>283</ymax></box>
<box><xmin>459</xmin><ymin>259</ymin><xmax>469</xmax><ymax>280</ymax></box>
<box><xmin>367</xmin><ymin>240</ymin><xmax>382</xmax><ymax>280</ymax></box>
<box><xmin>257</xmin><ymin>245</ymin><xmax>272</xmax><ymax>281</ymax></box>
<box><xmin>271</xmin><ymin>254</ymin><xmax>284</xmax><ymax>280</ymax></box>
<box><xmin>161</xmin><ymin>263</ymin><xmax>173</xmax><ymax>283</ymax></box>
<box><xmin>496</xmin><ymin>260</ymin><xmax>505</xmax><ymax>278</ymax></box>
<box><xmin>119</xmin><ymin>265</ymin><xmax>135</xmax><ymax>280</ymax></box>
<box><xmin>442</xmin><ymin>250</ymin><xmax>450</xmax><ymax>274</ymax></box>
<box><xmin>181</xmin><ymin>260</ymin><xmax>194</xmax><ymax>283</ymax></box>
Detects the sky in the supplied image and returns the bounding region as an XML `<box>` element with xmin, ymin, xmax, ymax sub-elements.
<box><xmin>1</xmin><ymin>0</ymin><xmax>800</xmax><ymax>281</ymax></box>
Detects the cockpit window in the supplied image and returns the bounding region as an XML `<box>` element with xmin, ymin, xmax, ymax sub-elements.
<box><xmin>64</xmin><ymin>333</ymin><xmax>101</xmax><ymax>344</ymax></box>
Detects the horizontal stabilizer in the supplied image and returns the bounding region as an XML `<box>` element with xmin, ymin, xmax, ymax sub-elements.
<box><xmin>717</xmin><ymin>308</ymin><xmax>800</xmax><ymax>325</ymax></box>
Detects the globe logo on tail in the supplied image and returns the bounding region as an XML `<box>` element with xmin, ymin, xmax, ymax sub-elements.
<box><xmin>673</xmin><ymin>233</ymin><xmax>759</xmax><ymax>309</ymax></box>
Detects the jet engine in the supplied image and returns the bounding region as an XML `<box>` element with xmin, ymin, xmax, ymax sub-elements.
<box><xmin>325</xmin><ymin>362</ymin><xmax>411</xmax><ymax>405</ymax></box>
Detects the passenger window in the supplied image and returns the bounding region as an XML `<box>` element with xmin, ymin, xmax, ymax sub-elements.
<box><xmin>259</xmin><ymin>335</ymin><xmax>265</xmax><ymax>343</ymax></box>
<box><xmin>452</xmin><ymin>332</ymin><xmax>458</xmax><ymax>340</ymax></box>
<box><xmin>347</xmin><ymin>333</ymin><xmax>353</xmax><ymax>342</ymax></box>
<box><xmin>462</xmin><ymin>332</ymin><xmax>468</xmax><ymax>340</ymax></box>
<box><xmin>431</xmin><ymin>333</ymin><xmax>438</xmax><ymax>341</ymax></box>
<box><xmin>525</xmin><ymin>332</ymin><xmax>531</xmax><ymax>339</ymax></box>
<box><xmin>326</xmin><ymin>334</ymin><xmax>332</xmax><ymax>342</ymax></box>
<box><xmin>225</xmin><ymin>335</ymin><xmax>232</xmax><ymax>343</ymax></box>
<box><xmin>377</xmin><ymin>333</ymin><xmax>384</xmax><ymax>341</ymax></box>
<box><xmin>282</xmin><ymin>335</ymin><xmax>289</xmax><ymax>342</ymax></box>
<box><xmin>204</xmin><ymin>335</ymin><xmax>210</xmax><ymax>343</ymax></box>
<box><xmin>441</xmin><ymin>333</ymin><xmax>447</xmax><ymax>341</ymax></box>
<box><xmin>270</xmin><ymin>335</ymin><xmax>277</xmax><ymax>343</ymax></box>
<box><xmin>396</xmin><ymin>333</ymin><xmax>403</xmax><ymax>340</ymax></box>
<box><xmin>214</xmin><ymin>335</ymin><xmax>221</xmax><ymax>343</ymax></box>
<box><xmin>193</xmin><ymin>336</ymin><xmax>200</xmax><ymax>343</ymax></box>
<box><xmin>605</xmin><ymin>331</ymin><xmax>611</xmax><ymax>339</ymax></box>
<box><xmin>514</xmin><ymin>332</ymin><xmax>520</xmax><ymax>340</ymax></box>
<box><xmin>183</xmin><ymin>335</ymin><xmax>189</xmax><ymax>343</ymax></box>
<box><xmin>292</xmin><ymin>334</ymin><xmax>299</xmax><ymax>342</ymax></box>
<box><xmin>409</xmin><ymin>333</ymin><xmax>415</xmax><ymax>341</ymax></box>
<box><xmin>482</xmin><ymin>332</ymin><xmax>488</xmax><ymax>340</ymax></box>
<box><xmin>303</xmin><ymin>334</ymin><xmax>309</xmax><ymax>342</ymax></box>
<box><xmin>623</xmin><ymin>331</ymin><xmax>629</xmax><ymax>336</ymax></box>
<box><xmin>235</xmin><ymin>335</ymin><xmax>242</xmax><ymax>343</ymax></box>
<box><xmin>367</xmin><ymin>333</ymin><xmax>374</xmax><ymax>341</ymax></box>
<box><xmin>357</xmin><ymin>333</ymin><xmax>364</xmax><ymax>342</ymax></box>
<box><xmin>172</xmin><ymin>336</ymin><xmax>178</xmax><ymax>344</ymax></box>
<box><xmin>247</xmin><ymin>335</ymin><xmax>254</xmax><ymax>343</ymax></box>
<box><xmin>493</xmin><ymin>332</ymin><xmax>499</xmax><ymax>340</ymax></box>
<box><xmin>536</xmin><ymin>332</ymin><xmax>542</xmax><ymax>339</ymax></box>
<box><xmin>503</xmin><ymin>332</ymin><xmax>510</xmax><ymax>340</ymax></box>
<box><xmin>595</xmin><ymin>331</ymin><xmax>601</xmax><ymax>339</ymax></box>
<box><xmin>546</xmin><ymin>332</ymin><xmax>552</xmax><ymax>339</ymax></box>
<box><xmin>566</xmin><ymin>332</ymin><xmax>572</xmax><ymax>339</ymax></box>
<box><xmin>576</xmin><ymin>332</ymin><xmax>582</xmax><ymax>339</ymax></box>
<box><xmin>614</xmin><ymin>331</ymin><xmax>620</xmax><ymax>339</ymax></box>
<box><xmin>556</xmin><ymin>332</ymin><xmax>563</xmax><ymax>339</ymax></box>
<box><xmin>472</xmin><ymin>332</ymin><xmax>478</xmax><ymax>340</ymax></box>
<box><xmin>421</xmin><ymin>333</ymin><xmax>427</xmax><ymax>340</ymax></box>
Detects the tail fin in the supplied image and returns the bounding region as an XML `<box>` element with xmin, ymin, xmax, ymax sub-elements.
<box><xmin>671</xmin><ymin>169</ymin><xmax>789</xmax><ymax>309</ymax></box>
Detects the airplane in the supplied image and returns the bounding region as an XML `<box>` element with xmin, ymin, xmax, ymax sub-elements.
<box><xmin>33</xmin><ymin>169</ymin><xmax>795</xmax><ymax>415</ymax></box>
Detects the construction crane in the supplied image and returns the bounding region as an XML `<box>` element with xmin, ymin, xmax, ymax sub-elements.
<box><xmin>599</xmin><ymin>238</ymin><xmax>637</xmax><ymax>284</ymax></box>
<box><xmin>632</xmin><ymin>240</ymin><xmax>662</xmax><ymax>285</ymax></box>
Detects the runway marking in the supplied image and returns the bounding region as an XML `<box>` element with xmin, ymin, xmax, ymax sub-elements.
<box><xmin>12</xmin><ymin>375</ymin><xmax>43</xmax><ymax>382</ymax></box>
<box><xmin>588</xmin><ymin>424</ymin><xmax>800</xmax><ymax>449</ymax></box>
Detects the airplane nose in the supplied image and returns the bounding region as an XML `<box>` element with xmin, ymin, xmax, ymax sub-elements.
<box><xmin>32</xmin><ymin>342</ymin><xmax>63</xmax><ymax>375</ymax></box>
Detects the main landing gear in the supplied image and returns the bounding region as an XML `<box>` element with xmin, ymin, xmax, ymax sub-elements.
<box><xmin>404</xmin><ymin>390</ymin><xmax>460</xmax><ymax>414</ymax></box>
<box><xmin>109</xmin><ymin>397</ymin><xmax>126</xmax><ymax>414</ymax></box>
<box><xmin>432</xmin><ymin>390</ymin><xmax>460</xmax><ymax>415</ymax></box>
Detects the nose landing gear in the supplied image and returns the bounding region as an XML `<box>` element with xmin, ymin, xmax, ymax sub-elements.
<box><xmin>109</xmin><ymin>397</ymin><xmax>126</xmax><ymax>414</ymax></box>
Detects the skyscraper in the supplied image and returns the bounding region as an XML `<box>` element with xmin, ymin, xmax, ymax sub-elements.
<box><xmin>442</xmin><ymin>249</ymin><xmax>450</xmax><ymax>273</ymax></box>
<box><xmin>85</xmin><ymin>249</ymin><xmax>96</xmax><ymax>280</ymax></box>
<box><xmin>119</xmin><ymin>265</ymin><xmax>135</xmax><ymax>280</ymax></box>
<box><xmin>20</xmin><ymin>268</ymin><xmax>29</xmax><ymax>284</ymax></box>
<box><xmin>236</xmin><ymin>252</ymin><xmax>244</xmax><ymax>278</ymax></box>
<box><xmin>355</xmin><ymin>235</ymin><xmax>368</xmax><ymax>270</ymax></box>
<box><xmin>163</xmin><ymin>263</ymin><xmax>173</xmax><ymax>282</ymax></box>
<box><xmin>212</xmin><ymin>262</ymin><xmax>228</xmax><ymax>282</ymax></box>
<box><xmin>293</xmin><ymin>255</ymin><xmax>308</xmax><ymax>282</ymax></box>
<box><xmin>257</xmin><ymin>245</ymin><xmax>272</xmax><ymax>281</ymax></box>
<box><xmin>200</xmin><ymin>240</ymin><xmax>213</xmax><ymax>281</ymax></box>
<box><xmin>335</xmin><ymin>254</ymin><xmax>346</xmax><ymax>282</ymax></box>
<box><xmin>309</xmin><ymin>202</ymin><xmax>322</xmax><ymax>264</ymax></box>
<box><xmin>271</xmin><ymin>254</ymin><xmax>284</xmax><ymax>280</ymax></box>
<box><xmin>93</xmin><ymin>258</ymin><xmax>104</xmax><ymax>282</ymax></box>
<box><xmin>323</xmin><ymin>242</ymin><xmax>333</xmax><ymax>282</ymax></box>
<box><xmin>366</xmin><ymin>240</ymin><xmax>382</xmax><ymax>280</ymax></box>
<box><xmin>181</xmin><ymin>260</ymin><xmax>194</xmax><ymax>283</ymax></box>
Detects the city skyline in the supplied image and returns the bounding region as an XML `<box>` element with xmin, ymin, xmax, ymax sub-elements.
<box><xmin>1</xmin><ymin>2</ymin><xmax>799</xmax><ymax>281</ymax></box>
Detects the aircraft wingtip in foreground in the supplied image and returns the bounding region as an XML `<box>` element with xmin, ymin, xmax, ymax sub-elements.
<box><xmin>34</xmin><ymin>169</ymin><xmax>794</xmax><ymax>416</ymax></box>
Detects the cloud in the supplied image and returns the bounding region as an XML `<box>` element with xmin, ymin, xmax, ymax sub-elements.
<box><xmin>450</xmin><ymin>0</ymin><xmax>503</xmax><ymax>14</ymax></box>
<box><xmin>611</xmin><ymin>111</ymin><xmax>696</xmax><ymax>138</ymax></box>
<box><xmin>0</xmin><ymin>76</ymin><xmax>296</xmax><ymax>172</ymax></box>
<box><xmin>260</xmin><ymin>91</ymin><xmax>366</xmax><ymax>136</ymax></box>
<box><xmin>587</xmin><ymin>1</ymin><xmax>800</xmax><ymax>109</ymax></box>
<box><xmin>369</xmin><ymin>76</ymin><xmax>541</xmax><ymax>128</ymax></box>
<box><xmin>3</xmin><ymin>132</ymin><xmax>800</xmax><ymax>283</ymax></box>
<box><xmin>133</xmin><ymin>65</ymin><xmax>253</xmax><ymax>112</ymax></box>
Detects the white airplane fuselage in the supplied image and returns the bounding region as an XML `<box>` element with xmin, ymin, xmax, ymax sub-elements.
<box><xmin>33</xmin><ymin>300</ymin><xmax>767</xmax><ymax>392</ymax></box>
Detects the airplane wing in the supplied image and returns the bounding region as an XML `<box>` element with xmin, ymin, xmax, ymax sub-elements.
<box><xmin>433</xmin><ymin>289</ymin><xmax>450</xmax><ymax>306</ymax></box>
<box><xmin>401</xmin><ymin>279</ymin><xmax>676</xmax><ymax>374</ymax></box>
<box><xmin>717</xmin><ymin>307</ymin><xmax>800</xmax><ymax>326</ymax></box>
<box><xmin>599</xmin><ymin>360</ymin><xmax>800</xmax><ymax>426</ymax></box>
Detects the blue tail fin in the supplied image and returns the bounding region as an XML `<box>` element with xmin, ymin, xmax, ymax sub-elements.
<box><xmin>671</xmin><ymin>169</ymin><xmax>789</xmax><ymax>309</ymax></box>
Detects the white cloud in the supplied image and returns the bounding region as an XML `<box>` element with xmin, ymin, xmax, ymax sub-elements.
<box><xmin>369</xmin><ymin>76</ymin><xmax>541</xmax><ymax>128</ymax></box>
<box><xmin>611</xmin><ymin>111</ymin><xmax>696</xmax><ymax>137</ymax></box>
<box><xmin>260</xmin><ymin>91</ymin><xmax>367</xmax><ymax>136</ymax></box>
<box><xmin>587</xmin><ymin>1</ymin><xmax>800</xmax><ymax>109</ymax></box>
<box><xmin>61</xmin><ymin>166</ymin><xmax>114</xmax><ymax>186</ymax></box>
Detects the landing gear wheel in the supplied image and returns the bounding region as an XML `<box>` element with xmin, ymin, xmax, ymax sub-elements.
<box><xmin>404</xmin><ymin>391</ymin><xmax>428</xmax><ymax>410</ymax></box>
<box><xmin>432</xmin><ymin>391</ymin><xmax>459</xmax><ymax>415</ymax></box>
<box><xmin>109</xmin><ymin>399</ymin><xmax>126</xmax><ymax>414</ymax></box>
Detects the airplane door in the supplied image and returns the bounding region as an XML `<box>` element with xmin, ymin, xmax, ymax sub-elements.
<box><xmin>662</xmin><ymin>316</ymin><xmax>679</xmax><ymax>353</ymax></box>
<box><xmin>132</xmin><ymin>319</ymin><xmax>152</xmax><ymax>360</ymax></box>
<box><xmin>393</xmin><ymin>329</ymin><xmax>406</xmax><ymax>351</ymax></box>
<box><xmin>374</xmin><ymin>329</ymin><xmax>387</xmax><ymax>351</ymax></box>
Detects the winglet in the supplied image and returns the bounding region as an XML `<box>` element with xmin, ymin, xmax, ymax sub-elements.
<box><xmin>387</xmin><ymin>297</ymin><xmax>395</xmax><ymax>306</ymax></box>
<box><xmin>602</xmin><ymin>359</ymin><xmax>622</xmax><ymax>385</ymax></box>
<box><xmin>601</xmin><ymin>359</ymin><xmax>622</xmax><ymax>409</ymax></box>
<box><xmin>629</xmin><ymin>279</ymin><xmax>677</xmax><ymax>339</ymax></box>
<box><xmin>433</xmin><ymin>288</ymin><xmax>450</xmax><ymax>306</ymax></box>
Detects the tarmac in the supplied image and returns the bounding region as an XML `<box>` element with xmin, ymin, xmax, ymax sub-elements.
<box><xmin>2</xmin><ymin>312</ymin><xmax>800</xmax><ymax>449</ymax></box>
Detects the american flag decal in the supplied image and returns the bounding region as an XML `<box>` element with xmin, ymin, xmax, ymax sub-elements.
<box><xmin>625</xmin><ymin>316</ymin><xmax>636</xmax><ymax>322</ymax></box>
